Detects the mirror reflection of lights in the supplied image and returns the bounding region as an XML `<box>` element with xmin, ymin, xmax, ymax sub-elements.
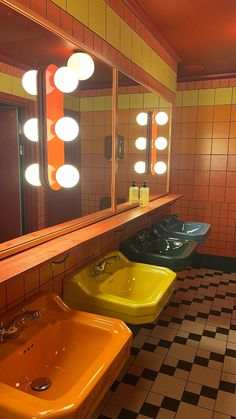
<box><xmin>67</xmin><ymin>52</ymin><xmax>95</xmax><ymax>81</ymax></box>
<box><xmin>55</xmin><ymin>117</ymin><xmax>79</xmax><ymax>142</ymax></box>
<box><xmin>134</xmin><ymin>161</ymin><xmax>146</xmax><ymax>174</ymax></box>
<box><xmin>136</xmin><ymin>112</ymin><xmax>148</xmax><ymax>126</ymax></box>
<box><xmin>56</xmin><ymin>165</ymin><xmax>80</xmax><ymax>188</ymax></box>
<box><xmin>135</xmin><ymin>137</ymin><xmax>147</xmax><ymax>150</ymax></box>
<box><xmin>155</xmin><ymin>111</ymin><xmax>168</xmax><ymax>126</ymax></box>
<box><xmin>22</xmin><ymin>70</ymin><xmax>37</xmax><ymax>95</ymax></box>
<box><xmin>154</xmin><ymin>137</ymin><xmax>168</xmax><ymax>150</ymax></box>
<box><xmin>54</xmin><ymin>67</ymin><xmax>79</xmax><ymax>93</ymax></box>
<box><xmin>23</xmin><ymin>118</ymin><xmax>38</xmax><ymax>142</ymax></box>
<box><xmin>25</xmin><ymin>163</ymin><xmax>41</xmax><ymax>186</ymax></box>
<box><xmin>154</xmin><ymin>161</ymin><xmax>167</xmax><ymax>174</ymax></box>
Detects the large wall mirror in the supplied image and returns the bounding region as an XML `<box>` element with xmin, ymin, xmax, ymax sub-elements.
<box><xmin>0</xmin><ymin>2</ymin><xmax>172</xmax><ymax>258</ymax></box>
<box><xmin>0</xmin><ymin>2</ymin><xmax>113</xmax><ymax>247</ymax></box>
<box><xmin>117</xmin><ymin>72</ymin><xmax>171</xmax><ymax>204</ymax></box>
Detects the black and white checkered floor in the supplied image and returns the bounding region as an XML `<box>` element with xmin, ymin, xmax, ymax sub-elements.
<box><xmin>92</xmin><ymin>267</ymin><xmax>236</xmax><ymax>419</ymax></box>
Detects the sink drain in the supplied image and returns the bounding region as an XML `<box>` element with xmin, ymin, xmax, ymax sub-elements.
<box><xmin>31</xmin><ymin>377</ymin><xmax>52</xmax><ymax>391</ymax></box>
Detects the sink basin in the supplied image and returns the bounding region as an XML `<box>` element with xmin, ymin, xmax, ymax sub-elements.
<box><xmin>63</xmin><ymin>251</ymin><xmax>176</xmax><ymax>324</ymax></box>
<box><xmin>119</xmin><ymin>229</ymin><xmax>197</xmax><ymax>271</ymax></box>
<box><xmin>153</xmin><ymin>214</ymin><xmax>211</xmax><ymax>244</ymax></box>
<box><xmin>0</xmin><ymin>293</ymin><xmax>132</xmax><ymax>418</ymax></box>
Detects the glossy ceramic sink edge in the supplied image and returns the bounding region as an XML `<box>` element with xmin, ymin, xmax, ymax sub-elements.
<box><xmin>0</xmin><ymin>292</ymin><xmax>132</xmax><ymax>419</ymax></box>
<box><xmin>63</xmin><ymin>251</ymin><xmax>176</xmax><ymax>324</ymax></box>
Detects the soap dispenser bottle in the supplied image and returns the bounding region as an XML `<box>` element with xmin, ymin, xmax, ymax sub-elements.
<box><xmin>129</xmin><ymin>180</ymin><xmax>139</xmax><ymax>204</ymax></box>
<box><xmin>140</xmin><ymin>181</ymin><xmax>149</xmax><ymax>207</ymax></box>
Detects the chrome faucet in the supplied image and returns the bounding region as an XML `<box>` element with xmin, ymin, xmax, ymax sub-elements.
<box><xmin>0</xmin><ymin>309</ymin><xmax>41</xmax><ymax>343</ymax></box>
<box><xmin>91</xmin><ymin>255</ymin><xmax>120</xmax><ymax>276</ymax></box>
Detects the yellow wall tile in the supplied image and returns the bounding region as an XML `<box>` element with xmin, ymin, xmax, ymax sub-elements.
<box><xmin>93</xmin><ymin>96</ymin><xmax>106</xmax><ymax>111</ymax></box>
<box><xmin>142</xmin><ymin>41</ymin><xmax>151</xmax><ymax>74</ymax></box>
<box><xmin>51</xmin><ymin>0</ymin><xmax>66</xmax><ymax>10</ymax></box>
<box><xmin>183</xmin><ymin>90</ymin><xmax>199</xmax><ymax>107</ymax></box>
<box><xmin>0</xmin><ymin>72</ymin><xmax>12</xmax><ymax>94</ymax></box>
<box><xmin>144</xmin><ymin>92</ymin><xmax>159</xmax><ymax>109</ymax></box>
<box><xmin>11</xmin><ymin>76</ymin><xmax>26</xmax><ymax>98</ymax></box>
<box><xmin>118</xmin><ymin>94</ymin><xmax>130</xmax><ymax>109</ymax></box>
<box><xmin>88</xmin><ymin>0</ymin><xmax>105</xmax><ymax>38</ymax></box>
<box><xmin>131</xmin><ymin>31</ymin><xmax>142</xmax><ymax>66</ymax></box>
<box><xmin>214</xmin><ymin>87</ymin><xmax>233</xmax><ymax>105</ymax></box>
<box><xmin>80</xmin><ymin>97</ymin><xmax>93</xmax><ymax>111</ymax></box>
<box><xmin>120</xmin><ymin>20</ymin><xmax>132</xmax><ymax>58</ymax></box>
<box><xmin>176</xmin><ymin>91</ymin><xmax>183</xmax><ymax>107</ymax></box>
<box><xmin>232</xmin><ymin>87</ymin><xmax>236</xmax><ymax>105</ymax></box>
<box><xmin>130</xmin><ymin>93</ymin><xmax>144</xmax><ymax>109</ymax></box>
<box><xmin>198</xmin><ymin>89</ymin><xmax>215</xmax><ymax>106</ymax></box>
<box><xmin>105</xmin><ymin>95</ymin><xmax>112</xmax><ymax>110</ymax></box>
<box><xmin>67</xmin><ymin>0</ymin><xmax>88</xmax><ymax>25</ymax></box>
<box><xmin>150</xmin><ymin>48</ymin><xmax>158</xmax><ymax>79</ymax></box>
<box><xmin>105</xmin><ymin>5</ymin><xmax>120</xmax><ymax>51</ymax></box>
<box><xmin>159</xmin><ymin>97</ymin><xmax>170</xmax><ymax>108</ymax></box>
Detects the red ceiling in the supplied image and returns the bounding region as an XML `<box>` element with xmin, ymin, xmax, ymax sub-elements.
<box><xmin>134</xmin><ymin>0</ymin><xmax>236</xmax><ymax>81</ymax></box>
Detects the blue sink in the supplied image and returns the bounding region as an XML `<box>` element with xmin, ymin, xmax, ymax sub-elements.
<box><xmin>119</xmin><ymin>228</ymin><xmax>197</xmax><ymax>271</ymax></box>
<box><xmin>153</xmin><ymin>215</ymin><xmax>211</xmax><ymax>244</ymax></box>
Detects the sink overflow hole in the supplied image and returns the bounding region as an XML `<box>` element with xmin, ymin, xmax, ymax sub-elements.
<box><xmin>31</xmin><ymin>377</ymin><xmax>52</xmax><ymax>391</ymax></box>
<box><xmin>23</xmin><ymin>343</ymin><xmax>34</xmax><ymax>354</ymax></box>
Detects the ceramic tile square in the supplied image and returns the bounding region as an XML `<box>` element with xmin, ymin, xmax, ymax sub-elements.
<box><xmin>151</xmin><ymin>373</ymin><xmax>186</xmax><ymax>399</ymax></box>
<box><xmin>175</xmin><ymin>402</ymin><xmax>213</xmax><ymax>419</ymax></box>
<box><xmin>109</xmin><ymin>383</ymin><xmax>148</xmax><ymax>413</ymax></box>
<box><xmin>134</xmin><ymin>350</ymin><xmax>165</xmax><ymax>371</ymax></box>
<box><xmin>167</xmin><ymin>343</ymin><xmax>197</xmax><ymax>362</ymax></box>
<box><xmin>215</xmin><ymin>390</ymin><xmax>236</xmax><ymax>416</ymax></box>
<box><xmin>189</xmin><ymin>365</ymin><xmax>221</xmax><ymax>388</ymax></box>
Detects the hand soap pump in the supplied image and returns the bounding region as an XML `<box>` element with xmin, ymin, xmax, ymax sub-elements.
<box><xmin>140</xmin><ymin>181</ymin><xmax>149</xmax><ymax>207</ymax></box>
<box><xmin>129</xmin><ymin>180</ymin><xmax>139</xmax><ymax>204</ymax></box>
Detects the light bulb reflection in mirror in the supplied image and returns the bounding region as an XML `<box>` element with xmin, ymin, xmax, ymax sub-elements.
<box><xmin>135</xmin><ymin>137</ymin><xmax>146</xmax><ymax>150</ymax></box>
<box><xmin>136</xmin><ymin>112</ymin><xmax>148</xmax><ymax>126</ymax></box>
<box><xmin>56</xmin><ymin>165</ymin><xmax>80</xmax><ymax>188</ymax></box>
<box><xmin>25</xmin><ymin>164</ymin><xmax>41</xmax><ymax>186</ymax></box>
<box><xmin>23</xmin><ymin>118</ymin><xmax>38</xmax><ymax>142</ymax></box>
<box><xmin>55</xmin><ymin>117</ymin><xmax>79</xmax><ymax>141</ymax></box>
<box><xmin>155</xmin><ymin>111</ymin><xmax>168</xmax><ymax>126</ymax></box>
<box><xmin>154</xmin><ymin>137</ymin><xmax>168</xmax><ymax>150</ymax></box>
<box><xmin>134</xmin><ymin>161</ymin><xmax>146</xmax><ymax>174</ymax></box>
<box><xmin>54</xmin><ymin>67</ymin><xmax>79</xmax><ymax>93</ymax></box>
<box><xmin>67</xmin><ymin>52</ymin><xmax>95</xmax><ymax>81</ymax></box>
<box><xmin>154</xmin><ymin>161</ymin><xmax>167</xmax><ymax>174</ymax></box>
<box><xmin>22</xmin><ymin>70</ymin><xmax>37</xmax><ymax>95</ymax></box>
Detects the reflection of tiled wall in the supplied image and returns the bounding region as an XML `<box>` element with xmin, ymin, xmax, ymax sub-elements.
<box><xmin>8</xmin><ymin>0</ymin><xmax>176</xmax><ymax>100</ymax></box>
<box><xmin>170</xmin><ymin>79</ymin><xmax>236</xmax><ymax>257</ymax></box>
<box><xmin>0</xmin><ymin>204</ymin><xmax>171</xmax><ymax>314</ymax></box>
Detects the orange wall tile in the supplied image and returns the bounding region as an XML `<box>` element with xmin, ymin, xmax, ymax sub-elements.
<box><xmin>171</xmin><ymin>80</ymin><xmax>236</xmax><ymax>258</ymax></box>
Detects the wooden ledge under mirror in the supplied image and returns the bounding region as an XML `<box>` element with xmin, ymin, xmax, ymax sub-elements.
<box><xmin>0</xmin><ymin>1</ymin><xmax>173</xmax><ymax>260</ymax></box>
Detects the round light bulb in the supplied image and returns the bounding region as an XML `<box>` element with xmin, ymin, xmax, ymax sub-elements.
<box><xmin>135</xmin><ymin>137</ymin><xmax>147</xmax><ymax>150</ymax></box>
<box><xmin>56</xmin><ymin>165</ymin><xmax>80</xmax><ymax>188</ymax></box>
<box><xmin>136</xmin><ymin>112</ymin><xmax>148</xmax><ymax>126</ymax></box>
<box><xmin>54</xmin><ymin>67</ymin><xmax>79</xmax><ymax>93</ymax></box>
<box><xmin>134</xmin><ymin>161</ymin><xmax>146</xmax><ymax>174</ymax></box>
<box><xmin>154</xmin><ymin>161</ymin><xmax>167</xmax><ymax>174</ymax></box>
<box><xmin>25</xmin><ymin>163</ymin><xmax>41</xmax><ymax>186</ymax></box>
<box><xmin>67</xmin><ymin>52</ymin><xmax>95</xmax><ymax>81</ymax></box>
<box><xmin>23</xmin><ymin>118</ymin><xmax>38</xmax><ymax>142</ymax></box>
<box><xmin>155</xmin><ymin>136</ymin><xmax>168</xmax><ymax>150</ymax></box>
<box><xmin>55</xmin><ymin>117</ymin><xmax>79</xmax><ymax>142</ymax></box>
<box><xmin>155</xmin><ymin>111</ymin><xmax>168</xmax><ymax>125</ymax></box>
<box><xmin>22</xmin><ymin>70</ymin><xmax>37</xmax><ymax>95</ymax></box>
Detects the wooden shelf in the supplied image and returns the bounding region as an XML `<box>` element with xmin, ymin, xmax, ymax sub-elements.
<box><xmin>0</xmin><ymin>194</ymin><xmax>181</xmax><ymax>284</ymax></box>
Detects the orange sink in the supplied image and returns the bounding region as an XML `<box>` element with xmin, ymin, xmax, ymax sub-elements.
<box><xmin>0</xmin><ymin>293</ymin><xmax>132</xmax><ymax>418</ymax></box>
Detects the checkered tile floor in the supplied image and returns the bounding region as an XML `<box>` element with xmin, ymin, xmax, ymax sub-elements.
<box><xmin>92</xmin><ymin>267</ymin><xmax>236</xmax><ymax>419</ymax></box>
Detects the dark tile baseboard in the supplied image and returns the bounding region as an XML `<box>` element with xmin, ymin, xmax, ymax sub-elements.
<box><xmin>192</xmin><ymin>253</ymin><xmax>236</xmax><ymax>273</ymax></box>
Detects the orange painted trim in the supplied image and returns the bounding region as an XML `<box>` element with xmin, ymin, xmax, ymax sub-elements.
<box><xmin>0</xmin><ymin>194</ymin><xmax>182</xmax><ymax>282</ymax></box>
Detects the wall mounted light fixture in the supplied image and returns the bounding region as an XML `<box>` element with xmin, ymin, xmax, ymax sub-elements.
<box><xmin>22</xmin><ymin>52</ymin><xmax>95</xmax><ymax>190</ymax></box>
<box><xmin>134</xmin><ymin>110</ymin><xmax>168</xmax><ymax>176</ymax></box>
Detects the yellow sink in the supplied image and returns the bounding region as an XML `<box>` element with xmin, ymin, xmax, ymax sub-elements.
<box><xmin>0</xmin><ymin>293</ymin><xmax>132</xmax><ymax>418</ymax></box>
<box><xmin>63</xmin><ymin>251</ymin><xmax>176</xmax><ymax>324</ymax></box>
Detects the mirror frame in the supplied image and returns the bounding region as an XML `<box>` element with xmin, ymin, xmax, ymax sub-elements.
<box><xmin>0</xmin><ymin>0</ymin><xmax>173</xmax><ymax>259</ymax></box>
